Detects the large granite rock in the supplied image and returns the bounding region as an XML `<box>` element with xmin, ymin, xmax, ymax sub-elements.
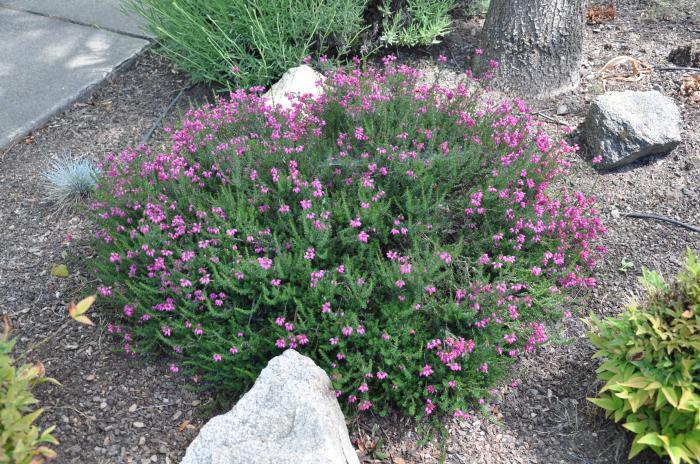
<box><xmin>263</xmin><ymin>65</ymin><xmax>325</xmax><ymax>110</ymax></box>
<box><xmin>584</xmin><ymin>90</ymin><xmax>682</xmax><ymax>168</ymax></box>
<box><xmin>181</xmin><ymin>350</ymin><xmax>359</xmax><ymax>464</ymax></box>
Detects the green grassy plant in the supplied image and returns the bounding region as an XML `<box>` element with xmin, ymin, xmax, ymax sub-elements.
<box><xmin>127</xmin><ymin>0</ymin><xmax>367</xmax><ymax>88</ymax></box>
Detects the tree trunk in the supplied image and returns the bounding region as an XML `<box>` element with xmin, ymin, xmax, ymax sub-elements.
<box><xmin>478</xmin><ymin>0</ymin><xmax>585</xmax><ymax>98</ymax></box>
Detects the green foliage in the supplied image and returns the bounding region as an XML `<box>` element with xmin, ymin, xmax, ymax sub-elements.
<box><xmin>588</xmin><ymin>250</ymin><xmax>700</xmax><ymax>464</ymax></box>
<box><xmin>378</xmin><ymin>0</ymin><xmax>453</xmax><ymax>47</ymax></box>
<box><xmin>127</xmin><ymin>0</ymin><xmax>368</xmax><ymax>88</ymax></box>
<box><xmin>0</xmin><ymin>324</ymin><xmax>58</xmax><ymax>463</ymax></box>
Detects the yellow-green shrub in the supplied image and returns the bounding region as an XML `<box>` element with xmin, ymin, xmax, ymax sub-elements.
<box><xmin>588</xmin><ymin>250</ymin><xmax>700</xmax><ymax>464</ymax></box>
<box><xmin>0</xmin><ymin>322</ymin><xmax>58</xmax><ymax>463</ymax></box>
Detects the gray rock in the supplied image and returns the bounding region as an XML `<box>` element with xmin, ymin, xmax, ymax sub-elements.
<box><xmin>263</xmin><ymin>65</ymin><xmax>325</xmax><ymax>110</ymax></box>
<box><xmin>556</xmin><ymin>104</ymin><xmax>568</xmax><ymax>115</ymax></box>
<box><xmin>584</xmin><ymin>90</ymin><xmax>682</xmax><ymax>168</ymax></box>
<box><xmin>181</xmin><ymin>350</ymin><xmax>359</xmax><ymax>464</ymax></box>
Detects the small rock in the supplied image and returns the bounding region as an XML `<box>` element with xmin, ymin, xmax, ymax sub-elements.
<box><xmin>139</xmin><ymin>436</ymin><xmax>147</xmax><ymax>446</ymax></box>
<box><xmin>556</xmin><ymin>104</ymin><xmax>568</xmax><ymax>115</ymax></box>
<box><xmin>172</xmin><ymin>410</ymin><xmax>182</xmax><ymax>421</ymax></box>
<box><xmin>263</xmin><ymin>65</ymin><xmax>325</xmax><ymax>110</ymax></box>
<box><xmin>133</xmin><ymin>421</ymin><xmax>146</xmax><ymax>429</ymax></box>
<box><xmin>128</xmin><ymin>404</ymin><xmax>138</xmax><ymax>412</ymax></box>
<box><xmin>584</xmin><ymin>90</ymin><xmax>682</xmax><ymax>168</ymax></box>
<box><xmin>611</xmin><ymin>208</ymin><xmax>621</xmax><ymax>219</ymax></box>
<box><xmin>181</xmin><ymin>350</ymin><xmax>359</xmax><ymax>464</ymax></box>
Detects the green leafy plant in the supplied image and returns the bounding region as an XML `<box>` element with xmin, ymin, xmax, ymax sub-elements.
<box><xmin>127</xmin><ymin>0</ymin><xmax>368</xmax><ymax>88</ymax></box>
<box><xmin>0</xmin><ymin>296</ymin><xmax>95</xmax><ymax>463</ymax></box>
<box><xmin>378</xmin><ymin>0</ymin><xmax>453</xmax><ymax>47</ymax></box>
<box><xmin>0</xmin><ymin>317</ymin><xmax>58</xmax><ymax>464</ymax></box>
<box><xmin>588</xmin><ymin>250</ymin><xmax>700</xmax><ymax>464</ymax></box>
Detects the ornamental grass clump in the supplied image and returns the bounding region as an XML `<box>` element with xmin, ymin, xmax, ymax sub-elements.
<box><xmin>43</xmin><ymin>154</ymin><xmax>99</xmax><ymax>210</ymax></box>
<box><xmin>588</xmin><ymin>250</ymin><xmax>700</xmax><ymax>464</ymax></box>
<box><xmin>91</xmin><ymin>58</ymin><xmax>606</xmax><ymax>420</ymax></box>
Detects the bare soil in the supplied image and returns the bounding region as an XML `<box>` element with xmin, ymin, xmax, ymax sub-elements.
<box><xmin>1</xmin><ymin>1</ymin><xmax>698</xmax><ymax>463</ymax></box>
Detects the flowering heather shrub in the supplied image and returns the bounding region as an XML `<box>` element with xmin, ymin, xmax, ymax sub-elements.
<box><xmin>91</xmin><ymin>58</ymin><xmax>606</xmax><ymax>419</ymax></box>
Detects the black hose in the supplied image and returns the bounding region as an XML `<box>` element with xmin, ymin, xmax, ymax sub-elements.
<box><xmin>624</xmin><ymin>212</ymin><xmax>700</xmax><ymax>234</ymax></box>
<box><xmin>140</xmin><ymin>84</ymin><xmax>194</xmax><ymax>146</ymax></box>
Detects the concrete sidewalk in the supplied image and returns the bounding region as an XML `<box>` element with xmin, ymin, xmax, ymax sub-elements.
<box><xmin>0</xmin><ymin>1</ymin><xmax>152</xmax><ymax>150</ymax></box>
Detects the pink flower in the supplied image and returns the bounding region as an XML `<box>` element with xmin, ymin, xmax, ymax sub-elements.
<box><xmin>275</xmin><ymin>339</ymin><xmax>286</xmax><ymax>349</ymax></box>
<box><xmin>169</xmin><ymin>364</ymin><xmax>179</xmax><ymax>373</ymax></box>
<box><xmin>439</xmin><ymin>252</ymin><xmax>452</xmax><ymax>264</ymax></box>
<box><xmin>271</xmin><ymin>279</ymin><xmax>281</xmax><ymax>287</ymax></box>
<box><xmin>349</xmin><ymin>217</ymin><xmax>362</xmax><ymax>228</ymax></box>
<box><xmin>358</xmin><ymin>383</ymin><xmax>368</xmax><ymax>392</ymax></box>
<box><xmin>97</xmin><ymin>286</ymin><xmax>112</xmax><ymax>297</ymax></box>
<box><xmin>342</xmin><ymin>326</ymin><xmax>353</xmax><ymax>337</ymax></box>
<box><xmin>304</xmin><ymin>247</ymin><xmax>315</xmax><ymax>260</ymax></box>
<box><xmin>531</xmin><ymin>266</ymin><xmax>542</xmax><ymax>276</ymax></box>
<box><xmin>419</xmin><ymin>364</ymin><xmax>433</xmax><ymax>377</ymax></box>
<box><xmin>358</xmin><ymin>231</ymin><xmax>369</xmax><ymax>243</ymax></box>
<box><xmin>400</xmin><ymin>263</ymin><xmax>412</xmax><ymax>274</ymax></box>
<box><xmin>395</xmin><ymin>279</ymin><xmax>405</xmax><ymax>288</ymax></box>
<box><xmin>376</xmin><ymin>371</ymin><xmax>387</xmax><ymax>379</ymax></box>
<box><xmin>321</xmin><ymin>302</ymin><xmax>331</xmax><ymax>313</ymax></box>
<box><xmin>425</xmin><ymin>286</ymin><xmax>436</xmax><ymax>295</ymax></box>
<box><xmin>212</xmin><ymin>354</ymin><xmax>222</xmax><ymax>362</ymax></box>
<box><xmin>358</xmin><ymin>400</ymin><xmax>372</xmax><ymax>411</ymax></box>
<box><xmin>300</xmin><ymin>199</ymin><xmax>312</xmax><ymax>210</ymax></box>
<box><xmin>257</xmin><ymin>257</ymin><xmax>273</xmax><ymax>270</ymax></box>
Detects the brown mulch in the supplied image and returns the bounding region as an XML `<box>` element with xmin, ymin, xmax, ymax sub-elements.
<box><xmin>1</xmin><ymin>0</ymin><xmax>698</xmax><ymax>463</ymax></box>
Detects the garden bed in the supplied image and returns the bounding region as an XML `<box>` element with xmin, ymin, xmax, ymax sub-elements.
<box><xmin>1</xmin><ymin>1</ymin><xmax>698</xmax><ymax>463</ymax></box>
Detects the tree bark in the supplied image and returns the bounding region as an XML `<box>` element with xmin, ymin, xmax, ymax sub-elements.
<box><xmin>478</xmin><ymin>0</ymin><xmax>585</xmax><ymax>98</ymax></box>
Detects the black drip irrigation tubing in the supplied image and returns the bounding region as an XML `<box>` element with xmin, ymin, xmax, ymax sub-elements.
<box><xmin>624</xmin><ymin>212</ymin><xmax>700</xmax><ymax>234</ymax></box>
<box><xmin>140</xmin><ymin>83</ymin><xmax>195</xmax><ymax>146</ymax></box>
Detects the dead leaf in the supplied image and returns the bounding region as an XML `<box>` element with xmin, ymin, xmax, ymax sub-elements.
<box><xmin>586</xmin><ymin>3</ymin><xmax>616</xmax><ymax>24</ymax></box>
<box><xmin>682</xmin><ymin>309</ymin><xmax>693</xmax><ymax>318</ymax></box>
<box><xmin>2</xmin><ymin>313</ymin><xmax>12</xmax><ymax>335</ymax></box>
<box><xmin>680</xmin><ymin>74</ymin><xmax>700</xmax><ymax>103</ymax></box>
<box><xmin>392</xmin><ymin>458</ymin><xmax>406</xmax><ymax>464</ymax></box>
<box><xmin>598</xmin><ymin>55</ymin><xmax>652</xmax><ymax>82</ymax></box>
<box><xmin>50</xmin><ymin>264</ymin><xmax>69</xmax><ymax>278</ymax></box>
<box><xmin>178</xmin><ymin>420</ymin><xmax>196</xmax><ymax>433</ymax></box>
<box><xmin>68</xmin><ymin>295</ymin><xmax>96</xmax><ymax>326</ymax></box>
